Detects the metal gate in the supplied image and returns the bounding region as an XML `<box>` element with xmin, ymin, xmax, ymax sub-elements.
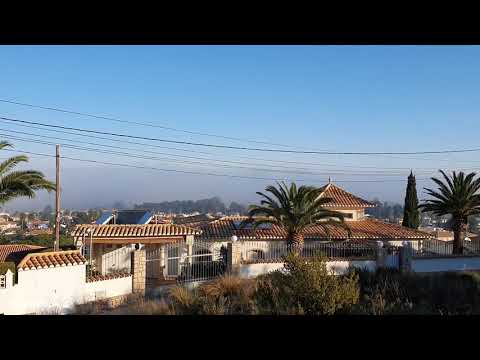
<box><xmin>145</xmin><ymin>240</ymin><xmax>228</xmax><ymax>284</ymax></box>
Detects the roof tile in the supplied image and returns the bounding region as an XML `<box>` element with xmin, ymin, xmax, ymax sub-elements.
<box><xmin>72</xmin><ymin>223</ymin><xmax>202</xmax><ymax>239</ymax></box>
<box><xmin>0</xmin><ymin>244</ymin><xmax>46</xmax><ymax>264</ymax></box>
<box><xmin>198</xmin><ymin>215</ymin><xmax>432</xmax><ymax>241</ymax></box>
<box><xmin>318</xmin><ymin>183</ymin><xmax>375</xmax><ymax>208</ymax></box>
<box><xmin>18</xmin><ymin>250</ymin><xmax>86</xmax><ymax>271</ymax></box>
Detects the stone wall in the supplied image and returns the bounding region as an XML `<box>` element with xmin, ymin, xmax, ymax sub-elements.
<box><xmin>132</xmin><ymin>250</ymin><xmax>146</xmax><ymax>295</ymax></box>
<box><xmin>227</xmin><ymin>242</ymin><xmax>242</xmax><ymax>275</ymax></box>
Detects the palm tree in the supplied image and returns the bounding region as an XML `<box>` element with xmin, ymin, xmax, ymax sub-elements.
<box><xmin>419</xmin><ymin>170</ymin><xmax>480</xmax><ymax>254</ymax></box>
<box><xmin>242</xmin><ymin>181</ymin><xmax>350</xmax><ymax>254</ymax></box>
<box><xmin>0</xmin><ymin>141</ymin><xmax>56</xmax><ymax>205</ymax></box>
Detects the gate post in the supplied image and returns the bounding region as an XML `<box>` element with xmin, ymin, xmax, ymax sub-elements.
<box><xmin>227</xmin><ymin>241</ymin><xmax>242</xmax><ymax>275</ymax></box>
<box><xmin>399</xmin><ymin>241</ymin><xmax>413</xmax><ymax>273</ymax></box>
<box><xmin>375</xmin><ymin>241</ymin><xmax>387</xmax><ymax>270</ymax></box>
<box><xmin>131</xmin><ymin>249</ymin><xmax>146</xmax><ymax>295</ymax></box>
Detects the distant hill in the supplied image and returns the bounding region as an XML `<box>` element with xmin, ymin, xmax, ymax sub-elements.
<box><xmin>135</xmin><ymin>197</ymin><xmax>247</xmax><ymax>215</ymax></box>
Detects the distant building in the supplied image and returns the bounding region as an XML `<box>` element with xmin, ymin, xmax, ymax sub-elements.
<box><xmin>419</xmin><ymin>227</ymin><xmax>477</xmax><ymax>242</ymax></box>
<box><xmin>26</xmin><ymin>219</ymin><xmax>49</xmax><ymax>231</ymax></box>
<box><xmin>0</xmin><ymin>218</ymin><xmax>19</xmax><ymax>234</ymax></box>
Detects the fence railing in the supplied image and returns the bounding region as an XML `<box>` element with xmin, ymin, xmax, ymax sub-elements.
<box><xmin>239</xmin><ymin>240</ymin><xmax>377</xmax><ymax>264</ymax></box>
<box><xmin>145</xmin><ymin>240</ymin><xmax>228</xmax><ymax>283</ymax></box>
<box><xmin>407</xmin><ymin>239</ymin><xmax>480</xmax><ymax>258</ymax></box>
<box><xmin>86</xmin><ymin>246</ymin><xmax>133</xmax><ymax>279</ymax></box>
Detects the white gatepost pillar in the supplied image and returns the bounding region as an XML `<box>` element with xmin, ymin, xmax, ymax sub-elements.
<box><xmin>4</xmin><ymin>269</ymin><xmax>14</xmax><ymax>288</ymax></box>
<box><xmin>186</xmin><ymin>235</ymin><xmax>194</xmax><ymax>265</ymax></box>
<box><xmin>375</xmin><ymin>241</ymin><xmax>386</xmax><ymax>269</ymax></box>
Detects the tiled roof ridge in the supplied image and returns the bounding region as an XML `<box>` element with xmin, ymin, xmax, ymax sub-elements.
<box><xmin>365</xmin><ymin>218</ymin><xmax>433</xmax><ymax>236</ymax></box>
<box><xmin>319</xmin><ymin>182</ymin><xmax>376</xmax><ymax>208</ymax></box>
<box><xmin>0</xmin><ymin>244</ymin><xmax>48</xmax><ymax>263</ymax></box>
<box><xmin>72</xmin><ymin>223</ymin><xmax>202</xmax><ymax>237</ymax></box>
<box><xmin>215</xmin><ymin>215</ymin><xmax>249</xmax><ymax>221</ymax></box>
<box><xmin>0</xmin><ymin>244</ymin><xmax>45</xmax><ymax>249</ymax></box>
<box><xmin>86</xmin><ymin>272</ymin><xmax>131</xmax><ymax>282</ymax></box>
<box><xmin>199</xmin><ymin>216</ymin><xmax>433</xmax><ymax>241</ymax></box>
<box><xmin>17</xmin><ymin>250</ymin><xmax>86</xmax><ymax>271</ymax></box>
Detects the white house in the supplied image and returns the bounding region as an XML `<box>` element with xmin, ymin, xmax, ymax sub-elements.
<box><xmin>0</xmin><ymin>246</ymin><xmax>132</xmax><ymax>315</ymax></box>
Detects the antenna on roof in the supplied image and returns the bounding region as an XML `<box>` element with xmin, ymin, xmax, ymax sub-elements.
<box><xmin>328</xmin><ymin>176</ymin><xmax>332</xmax><ymax>184</ymax></box>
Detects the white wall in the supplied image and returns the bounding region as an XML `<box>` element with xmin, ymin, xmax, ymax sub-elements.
<box><xmin>238</xmin><ymin>260</ymin><xmax>377</xmax><ymax>278</ymax></box>
<box><xmin>0</xmin><ymin>265</ymin><xmax>132</xmax><ymax>315</ymax></box>
<box><xmin>84</xmin><ymin>276</ymin><xmax>132</xmax><ymax>302</ymax></box>
<box><xmin>239</xmin><ymin>263</ymin><xmax>285</xmax><ymax>278</ymax></box>
<box><xmin>412</xmin><ymin>257</ymin><xmax>480</xmax><ymax>273</ymax></box>
<box><xmin>326</xmin><ymin>260</ymin><xmax>376</xmax><ymax>275</ymax></box>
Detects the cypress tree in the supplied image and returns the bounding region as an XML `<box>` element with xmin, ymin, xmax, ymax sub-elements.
<box><xmin>402</xmin><ymin>171</ymin><xmax>420</xmax><ymax>229</ymax></box>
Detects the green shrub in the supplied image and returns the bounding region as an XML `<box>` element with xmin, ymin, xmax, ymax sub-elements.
<box><xmin>254</xmin><ymin>254</ymin><xmax>360</xmax><ymax>315</ymax></box>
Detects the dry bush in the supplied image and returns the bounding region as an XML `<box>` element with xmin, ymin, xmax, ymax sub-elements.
<box><xmin>114</xmin><ymin>298</ymin><xmax>174</xmax><ymax>315</ymax></box>
<box><xmin>70</xmin><ymin>302</ymin><xmax>104</xmax><ymax>315</ymax></box>
<box><xmin>166</xmin><ymin>276</ymin><xmax>257</xmax><ymax>315</ymax></box>
<box><xmin>168</xmin><ymin>285</ymin><xmax>200</xmax><ymax>314</ymax></box>
<box><xmin>353</xmin><ymin>268</ymin><xmax>480</xmax><ymax>315</ymax></box>
<box><xmin>197</xmin><ymin>275</ymin><xmax>257</xmax><ymax>315</ymax></box>
<box><xmin>35</xmin><ymin>307</ymin><xmax>65</xmax><ymax>315</ymax></box>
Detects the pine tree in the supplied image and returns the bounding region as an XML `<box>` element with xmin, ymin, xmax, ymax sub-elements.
<box><xmin>402</xmin><ymin>171</ymin><xmax>420</xmax><ymax>229</ymax></box>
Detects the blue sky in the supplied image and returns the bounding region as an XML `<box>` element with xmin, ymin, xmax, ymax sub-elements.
<box><xmin>1</xmin><ymin>45</ymin><xmax>480</xmax><ymax>211</ymax></box>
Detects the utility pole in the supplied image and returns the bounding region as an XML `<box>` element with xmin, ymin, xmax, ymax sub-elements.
<box><xmin>54</xmin><ymin>145</ymin><xmax>61</xmax><ymax>251</ymax></box>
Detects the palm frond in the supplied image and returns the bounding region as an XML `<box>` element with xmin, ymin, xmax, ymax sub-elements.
<box><xmin>0</xmin><ymin>142</ymin><xmax>55</xmax><ymax>205</ymax></box>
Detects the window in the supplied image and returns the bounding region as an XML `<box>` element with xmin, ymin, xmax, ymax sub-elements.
<box><xmin>0</xmin><ymin>274</ymin><xmax>6</xmax><ymax>289</ymax></box>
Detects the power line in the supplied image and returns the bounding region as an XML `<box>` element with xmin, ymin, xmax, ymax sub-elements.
<box><xmin>0</xmin><ymin>127</ymin><xmax>328</xmax><ymax>173</ymax></box>
<box><xmin>0</xmin><ymin>127</ymin><xmax>458</xmax><ymax>175</ymax></box>
<box><xmin>1</xmin><ymin>133</ymin><xmax>441</xmax><ymax>177</ymax></box>
<box><xmin>1</xmin><ymin>147</ymin><xmax>433</xmax><ymax>183</ymax></box>
<box><xmin>4</xmin><ymin>118</ymin><xmax>478</xmax><ymax>169</ymax></box>
<box><xmin>2</xmin><ymin>115</ymin><xmax>480</xmax><ymax>155</ymax></box>
<box><xmin>0</xmin><ymin>98</ymin><xmax>299</xmax><ymax>149</ymax></box>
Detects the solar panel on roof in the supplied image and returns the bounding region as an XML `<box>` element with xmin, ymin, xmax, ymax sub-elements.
<box><xmin>96</xmin><ymin>212</ymin><xmax>113</xmax><ymax>225</ymax></box>
<box><xmin>232</xmin><ymin>220</ymin><xmax>272</xmax><ymax>230</ymax></box>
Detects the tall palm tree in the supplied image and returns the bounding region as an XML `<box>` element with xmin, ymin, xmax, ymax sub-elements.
<box><xmin>0</xmin><ymin>141</ymin><xmax>56</xmax><ymax>205</ymax></box>
<box><xmin>419</xmin><ymin>170</ymin><xmax>480</xmax><ymax>254</ymax></box>
<box><xmin>242</xmin><ymin>181</ymin><xmax>350</xmax><ymax>254</ymax></box>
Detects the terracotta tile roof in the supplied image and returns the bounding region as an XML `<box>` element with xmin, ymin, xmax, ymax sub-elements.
<box><xmin>199</xmin><ymin>216</ymin><xmax>432</xmax><ymax>241</ymax></box>
<box><xmin>17</xmin><ymin>250</ymin><xmax>86</xmax><ymax>271</ymax></box>
<box><xmin>0</xmin><ymin>244</ymin><xmax>46</xmax><ymax>264</ymax></box>
<box><xmin>318</xmin><ymin>183</ymin><xmax>375</xmax><ymax>208</ymax></box>
<box><xmin>86</xmin><ymin>272</ymin><xmax>131</xmax><ymax>282</ymax></box>
<box><xmin>173</xmin><ymin>214</ymin><xmax>218</xmax><ymax>226</ymax></box>
<box><xmin>71</xmin><ymin>224</ymin><xmax>202</xmax><ymax>239</ymax></box>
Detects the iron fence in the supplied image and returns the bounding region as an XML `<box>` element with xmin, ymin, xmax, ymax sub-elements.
<box><xmin>239</xmin><ymin>240</ymin><xmax>377</xmax><ymax>264</ymax></box>
<box><xmin>402</xmin><ymin>238</ymin><xmax>480</xmax><ymax>258</ymax></box>
<box><xmin>86</xmin><ymin>246</ymin><xmax>133</xmax><ymax>279</ymax></box>
<box><xmin>146</xmin><ymin>240</ymin><xmax>228</xmax><ymax>283</ymax></box>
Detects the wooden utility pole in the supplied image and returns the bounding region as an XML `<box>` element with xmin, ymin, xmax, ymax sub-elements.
<box><xmin>54</xmin><ymin>144</ymin><xmax>60</xmax><ymax>251</ymax></box>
